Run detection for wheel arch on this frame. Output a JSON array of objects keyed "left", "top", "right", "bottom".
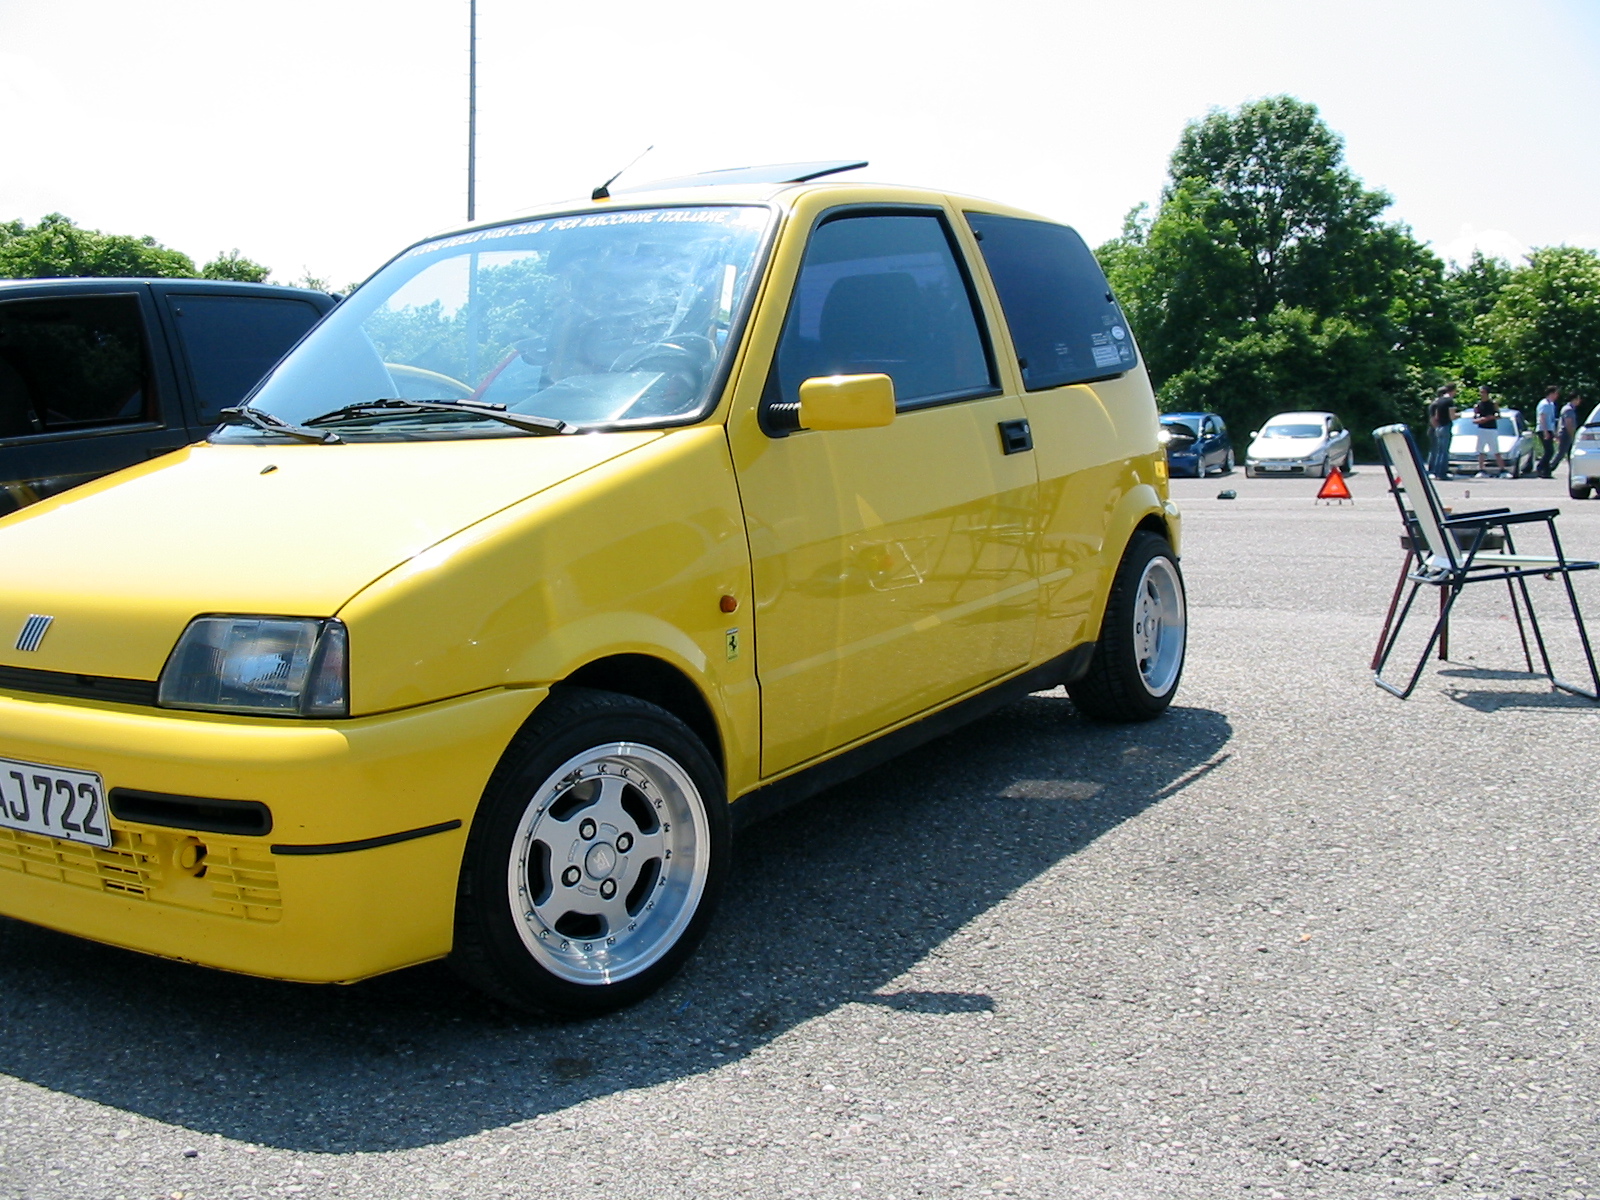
[{"left": 554, "top": 653, "right": 726, "bottom": 780}]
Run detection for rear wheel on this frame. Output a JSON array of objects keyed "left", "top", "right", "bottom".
[
  {"left": 1069, "top": 532, "right": 1187, "bottom": 722},
  {"left": 452, "top": 688, "right": 727, "bottom": 1017},
  {"left": 1223, "top": 450, "right": 1235, "bottom": 475}
]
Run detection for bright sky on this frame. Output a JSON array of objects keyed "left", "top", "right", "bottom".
[{"left": 3, "top": 0, "right": 1596, "bottom": 289}]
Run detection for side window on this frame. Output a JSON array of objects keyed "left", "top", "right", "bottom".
[
  {"left": 1201, "top": 419, "right": 1216, "bottom": 437},
  {"left": 0, "top": 295, "right": 152, "bottom": 438},
  {"left": 169, "top": 295, "right": 324, "bottom": 424},
  {"left": 964, "top": 212, "right": 1136, "bottom": 390},
  {"left": 767, "top": 212, "right": 994, "bottom": 417}
]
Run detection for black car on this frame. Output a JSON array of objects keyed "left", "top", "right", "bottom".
[
  {"left": 0, "top": 278, "right": 336, "bottom": 514},
  {"left": 1160, "top": 410, "right": 1234, "bottom": 477}
]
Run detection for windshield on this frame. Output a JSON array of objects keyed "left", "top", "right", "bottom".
[
  {"left": 1260, "top": 423, "right": 1324, "bottom": 439},
  {"left": 228, "top": 206, "right": 770, "bottom": 439},
  {"left": 1452, "top": 416, "right": 1515, "bottom": 436}
]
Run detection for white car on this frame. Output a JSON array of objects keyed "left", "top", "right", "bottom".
[
  {"left": 1568, "top": 403, "right": 1600, "bottom": 499},
  {"left": 1446, "top": 410, "right": 1535, "bottom": 477},
  {"left": 1244, "top": 411, "right": 1353, "bottom": 478}
]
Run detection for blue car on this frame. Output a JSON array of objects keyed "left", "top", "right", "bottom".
[{"left": 1160, "top": 411, "right": 1234, "bottom": 477}]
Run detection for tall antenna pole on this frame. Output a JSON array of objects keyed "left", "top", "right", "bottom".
[{"left": 466, "top": 0, "right": 477, "bottom": 222}]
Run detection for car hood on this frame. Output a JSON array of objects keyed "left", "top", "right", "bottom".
[
  {"left": 0, "top": 433, "right": 659, "bottom": 682},
  {"left": 1250, "top": 436, "right": 1327, "bottom": 454}
]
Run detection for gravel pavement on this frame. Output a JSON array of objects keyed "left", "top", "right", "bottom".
[{"left": 2, "top": 465, "right": 1597, "bottom": 1200}]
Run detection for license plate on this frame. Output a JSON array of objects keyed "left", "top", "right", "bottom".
[
  {"left": 1262, "top": 464, "right": 1290, "bottom": 472},
  {"left": 0, "top": 757, "right": 111, "bottom": 848}
]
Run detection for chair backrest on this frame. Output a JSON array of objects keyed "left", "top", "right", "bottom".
[{"left": 1373, "top": 423, "right": 1457, "bottom": 572}]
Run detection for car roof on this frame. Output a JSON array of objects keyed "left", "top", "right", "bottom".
[
  {"left": 1161, "top": 411, "right": 1216, "bottom": 421},
  {"left": 1262, "top": 412, "right": 1334, "bottom": 422},
  {"left": 0, "top": 277, "right": 333, "bottom": 302},
  {"left": 402, "top": 176, "right": 1065, "bottom": 255}
]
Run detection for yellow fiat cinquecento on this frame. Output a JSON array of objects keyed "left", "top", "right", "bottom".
[{"left": 0, "top": 163, "right": 1184, "bottom": 1015}]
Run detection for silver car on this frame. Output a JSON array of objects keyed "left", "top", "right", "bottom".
[
  {"left": 1244, "top": 411, "right": 1354, "bottom": 478},
  {"left": 1568, "top": 403, "right": 1600, "bottom": 499}
]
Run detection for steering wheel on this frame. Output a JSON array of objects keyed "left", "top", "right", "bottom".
[
  {"left": 608, "top": 336, "right": 717, "bottom": 417},
  {"left": 383, "top": 362, "right": 475, "bottom": 400}
]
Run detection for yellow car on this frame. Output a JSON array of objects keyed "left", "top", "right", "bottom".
[{"left": 0, "top": 163, "right": 1184, "bottom": 1015}]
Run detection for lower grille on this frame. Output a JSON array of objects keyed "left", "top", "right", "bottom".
[{"left": 0, "top": 826, "right": 281, "bottom": 922}]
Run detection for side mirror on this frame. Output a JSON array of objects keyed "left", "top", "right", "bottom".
[
  {"left": 1249, "top": 430, "right": 1259, "bottom": 439},
  {"left": 799, "top": 374, "right": 895, "bottom": 431}
]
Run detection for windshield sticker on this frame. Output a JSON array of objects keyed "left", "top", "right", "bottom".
[{"left": 398, "top": 207, "right": 762, "bottom": 262}]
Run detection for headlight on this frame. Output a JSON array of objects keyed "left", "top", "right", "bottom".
[
  {"left": 1157, "top": 428, "right": 1173, "bottom": 445},
  {"left": 159, "top": 617, "right": 349, "bottom": 717}
]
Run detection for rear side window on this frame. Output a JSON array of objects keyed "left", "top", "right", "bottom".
[
  {"left": 169, "top": 295, "right": 323, "bottom": 424},
  {"left": 965, "top": 213, "right": 1136, "bottom": 390},
  {"left": 768, "top": 212, "right": 994, "bottom": 413},
  {"left": 0, "top": 294, "right": 151, "bottom": 437}
]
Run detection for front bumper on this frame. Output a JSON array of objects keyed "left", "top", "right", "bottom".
[
  {"left": 1248, "top": 459, "right": 1320, "bottom": 474},
  {"left": 0, "top": 686, "right": 544, "bottom": 982}
]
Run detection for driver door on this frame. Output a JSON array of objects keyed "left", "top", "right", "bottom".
[{"left": 729, "top": 206, "right": 1038, "bottom": 777}]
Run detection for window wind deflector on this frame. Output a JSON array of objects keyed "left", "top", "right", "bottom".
[
  {"left": 303, "top": 398, "right": 572, "bottom": 436},
  {"left": 217, "top": 406, "right": 341, "bottom": 444}
]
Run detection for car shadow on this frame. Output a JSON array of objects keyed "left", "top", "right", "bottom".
[{"left": 0, "top": 694, "right": 1231, "bottom": 1153}]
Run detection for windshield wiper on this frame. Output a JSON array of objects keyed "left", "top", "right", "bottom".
[
  {"left": 303, "top": 398, "right": 571, "bottom": 436},
  {"left": 218, "top": 406, "right": 342, "bottom": 444}
]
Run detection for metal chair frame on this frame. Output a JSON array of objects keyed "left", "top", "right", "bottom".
[{"left": 1371, "top": 423, "right": 1600, "bottom": 700}]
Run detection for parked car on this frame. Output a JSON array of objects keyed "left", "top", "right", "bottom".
[
  {"left": 1160, "top": 411, "right": 1233, "bottom": 477},
  {"left": 0, "top": 165, "right": 1185, "bottom": 1016},
  {"left": 1244, "top": 411, "right": 1353, "bottom": 477},
  {"left": 1568, "top": 403, "right": 1600, "bottom": 499},
  {"left": 1446, "top": 409, "right": 1536, "bottom": 477},
  {"left": 0, "top": 278, "right": 336, "bottom": 514}
]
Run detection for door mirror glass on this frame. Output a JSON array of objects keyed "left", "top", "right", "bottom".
[{"left": 799, "top": 373, "right": 895, "bottom": 430}]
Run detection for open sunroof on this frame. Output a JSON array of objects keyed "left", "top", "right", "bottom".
[{"left": 618, "top": 160, "right": 868, "bottom": 193}]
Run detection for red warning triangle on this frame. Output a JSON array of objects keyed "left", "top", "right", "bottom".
[{"left": 1316, "top": 467, "right": 1352, "bottom": 502}]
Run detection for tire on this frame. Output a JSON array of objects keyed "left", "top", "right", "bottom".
[
  {"left": 1223, "top": 450, "right": 1235, "bottom": 475},
  {"left": 1571, "top": 483, "right": 1593, "bottom": 500},
  {"left": 452, "top": 687, "right": 728, "bottom": 1017},
  {"left": 1068, "top": 532, "right": 1187, "bottom": 722},
  {"left": 1244, "top": 465, "right": 1257, "bottom": 479}
]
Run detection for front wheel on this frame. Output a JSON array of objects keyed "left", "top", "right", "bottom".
[
  {"left": 1571, "top": 482, "right": 1593, "bottom": 500},
  {"left": 1069, "top": 531, "right": 1187, "bottom": 722},
  {"left": 452, "top": 687, "right": 728, "bottom": 1017}
]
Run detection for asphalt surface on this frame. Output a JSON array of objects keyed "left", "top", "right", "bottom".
[{"left": 2, "top": 464, "right": 1598, "bottom": 1199}]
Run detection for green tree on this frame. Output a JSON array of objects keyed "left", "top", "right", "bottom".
[
  {"left": 1098, "top": 96, "right": 1455, "bottom": 445},
  {"left": 0, "top": 213, "right": 196, "bottom": 278},
  {"left": 1439, "top": 251, "right": 1514, "bottom": 386},
  {"left": 200, "top": 248, "right": 271, "bottom": 282},
  {"left": 1477, "top": 246, "right": 1600, "bottom": 403}
]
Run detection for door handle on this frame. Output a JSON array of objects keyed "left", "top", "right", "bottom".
[{"left": 998, "top": 419, "right": 1032, "bottom": 455}]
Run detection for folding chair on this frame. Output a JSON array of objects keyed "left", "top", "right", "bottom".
[{"left": 1371, "top": 423, "right": 1600, "bottom": 700}]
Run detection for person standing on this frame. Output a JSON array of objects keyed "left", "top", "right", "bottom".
[
  {"left": 1553, "top": 392, "right": 1583, "bottom": 472},
  {"left": 1535, "top": 385, "right": 1560, "bottom": 477},
  {"left": 1427, "top": 384, "right": 1458, "bottom": 479},
  {"left": 1472, "top": 385, "right": 1508, "bottom": 477}
]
